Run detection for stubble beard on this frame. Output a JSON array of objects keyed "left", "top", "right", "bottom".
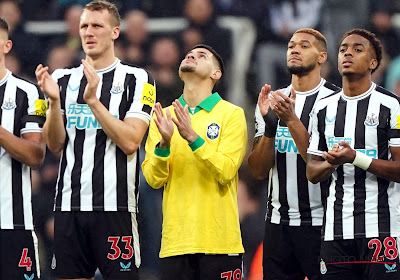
[
  {"left": 287, "top": 63, "right": 316, "bottom": 76},
  {"left": 180, "top": 64, "right": 196, "bottom": 73}
]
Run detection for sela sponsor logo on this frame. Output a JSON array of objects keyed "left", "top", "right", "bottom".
[
  {"left": 364, "top": 113, "right": 379, "bottom": 127},
  {"left": 67, "top": 103, "right": 118, "bottom": 129},
  {"left": 207, "top": 122, "right": 220, "bottom": 140},
  {"left": 110, "top": 82, "right": 124, "bottom": 94},
  {"left": 120, "top": 261, "right": 132, "bottom": 272},
  {"left": 275, "top": 127, "right": 298, "bottom": 153},
  {"left": 24, "top": 273, "right": 35, "bottom": 280},
  {"left": 67, "top": 84, "right": 79, "bottom": 92},
  {"left": 1, "top": 98, "right": 16, "bottom": 110},
  {"left": 385, "top": 263, "right": 397, "bottom": 273},
  {"left": 325, "top": 115, "right": 336, "bottom": 125}
]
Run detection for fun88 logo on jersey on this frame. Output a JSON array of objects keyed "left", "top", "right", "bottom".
[
  {"left": 327, "top": 137, "right": 377, "bottom": 158},
  {"left": 67, "top": 104, "right": 118, "bottom": 129},
  {"left": 275, "top": 127, "right": 298, "bottom": 153}
]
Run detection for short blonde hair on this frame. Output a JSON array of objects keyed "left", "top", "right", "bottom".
[{"left": 84, "top": 0, "right": 121, "bottom": 26}]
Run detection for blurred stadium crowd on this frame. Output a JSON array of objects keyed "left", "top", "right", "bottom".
[{"left": 2, "top": 0, "right": 400, "bottom": 279}]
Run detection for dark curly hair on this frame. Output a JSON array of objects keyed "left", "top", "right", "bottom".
[{"left": 340, "top": 28, "right": 383, "bottom": 74}]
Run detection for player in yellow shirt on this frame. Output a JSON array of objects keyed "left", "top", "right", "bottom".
[{"left": 142, "top": 44, "right": 247, "bottom": 280}]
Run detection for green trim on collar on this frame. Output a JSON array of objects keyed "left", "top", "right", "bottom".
[
  {"left": 189, "top": 136, "right": 205, "bottom": 151},
  {"left": 178, "top": 93, "right": 222, "bottom": 115},
  {"left": 155, "top": 146, "right": 170, "bottom": 157}
]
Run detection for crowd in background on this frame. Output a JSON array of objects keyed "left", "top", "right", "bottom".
[{"left": 2, "top": 0, "right": 400, "bottom": 279}]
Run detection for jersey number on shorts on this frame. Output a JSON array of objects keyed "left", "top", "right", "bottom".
[
  {"left": 368, "top": 237, "right": 399, "bottom": 262},
  {"left": 18, "top": 248, "right": 32, "bottom": 271},
  {"left": 107, "top": 236, "right": 134, "bottom": 260},
  {"left": 221, "top": 269, "right": 242, "bottom": 280}
]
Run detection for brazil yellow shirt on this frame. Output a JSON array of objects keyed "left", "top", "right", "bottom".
[{"left": 142, "top": 93, "right": 247, "bottom": 258}]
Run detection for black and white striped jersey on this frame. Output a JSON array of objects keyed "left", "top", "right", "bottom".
[
  {"left": 308, "top": 82, "right": 400, "bottom": 240},
  {"left": 254, "top": 78, "right": 339, "bottom": 226},
  {"left": 51, "top": 59, "right": 155, "bottom": 212},
  {"left": 0, "top": 70, "right": 46, "bottom": 230}
]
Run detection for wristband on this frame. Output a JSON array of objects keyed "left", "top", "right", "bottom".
[
  {"left": 263, "top": 107, "right": 279, "bottom": 138},
  {"left": 352, "top": 151, "right": 372, "bottom": 170}
]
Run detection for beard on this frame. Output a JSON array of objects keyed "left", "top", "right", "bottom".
[
  {"left": 287, "top": 63, "right": 316, "bottom": 76},
  {"left": 180, "top": 64, "right": 196, "bottom": 73}
]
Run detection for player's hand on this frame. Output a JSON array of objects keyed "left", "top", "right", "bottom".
[
  {"left": 35, "top": 64, "right": 60, "bottom": 102},
  {"left": 82, "top": 59, "right": 100, "bottom": 105},
  {"left": 172, "top": 100, "right": 198, "bottom": 143},
  {"left": 322, "top": 141, "right": 356, "bottom": 166},
  {"left": 153, "top": 103, "right": 174, "bottom": 148},
  {"left": 257, "top": 84, "right": 272, "bottom": 116},
  {"left": 270, "top": 87, "right": 296, "bottom": 123}
]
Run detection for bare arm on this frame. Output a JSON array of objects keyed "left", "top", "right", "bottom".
[
  {"left": 306, "top": 153, "right": 337, "bottom": 184},
  {"left": 36, "top": 64, "right": 66, "bottom": 154},
  {"left": 82, "top": 59, "right": 150, "bottom": 155},
  {"left": 248, "top": 136, "right": 275, "bottom": 179},
  {"left": 0, "top": 129, "right": 45, "bottom": 169},
  {"left": 322, "top": 141, "right": 400, "bottom": 183}
]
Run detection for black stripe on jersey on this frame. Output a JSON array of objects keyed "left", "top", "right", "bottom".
[
  {"left": 333, "top": 100, "right": 346, "bottom": 239},
  {"left": 297, "top": 154, "right": 311, "bottom": 223},
  {"left": 55, "top": 141, "right": 68, "bottom": 209},
  {"left": 353, "top": 97, "right": 369, "bottom": 238},
  {"left": 57, "top": 75, "right": 70, "bottom": 112},
  {"left": 134, "top": 150, "right": 140, "bottom": 211},
  {"left": 11, "top": 87, "right": 30, "bottom": 229},
  {"left": 317, "top": 107, "right": 328, "bottom": 152},
  {"left": 276, "top": 151, "right": 290, "bottom": 222},
  {"left": 116, "top": 148, "right": 128, "bottom": 209},
  {"left": 0, "top": 83, "right": 4, "bottom": 120},
  {"left": 377, "top": 104, "right": 391, "bottom": 235},
  {"left": 300, "top": 93, "right": 318, "bottom": 130},
  {"left": 70, "top": 78, "right": 88, "bottom": 208},
  {"left": 377, "top": 105, "right": 390, "bottom": 160},
  {"left": 376, "top": 86, "right": 400, "bottom": 103},
  {"left": 333, "top": 165, "right": 344, "bottom": 239},
  {"left": 266, "top": 182, "right": 273, "bottom": 221},
  {"left": 126, "top": 74, "right": 136, "bottom": 113},
  {"left": 71, "top": 129, "right": 84, "bottom": 208},
  {"left": 323, "top": 82, "right": 340, "bottom": 92},
  {"left": 92, "top": 70, "right": 114, "bottom": 209}
]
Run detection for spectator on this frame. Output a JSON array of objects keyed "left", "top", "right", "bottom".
[
  {"left": 255, "top": 0, "right": 324, "bottom": 91},
  {"left": 120, "top": 10, "right": 151, "bottom": 67},
  {"left": 0, "top": 1, "right": 44, "bottom": 79},
  {"left": 147, "top": 37, "right": 183, "bottom": 107}
]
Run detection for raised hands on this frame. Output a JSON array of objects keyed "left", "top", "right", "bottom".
[
  {"left": 154, "top": 103, "right": 174, "bottom": 148},
  {"left": 257, "top": 84, "right": 272, "bottom": 116},
  {"left": 82, "top": 59, "right": 100, "bottom": 105},
  {"left": 270, "top": 87, "right": 296, "bottom": 123},
  {"left": 171, "top": 100, "right": 198, "bottom": 143},
  {"left": 35, "top": 64, "right": 60, "bottom": 101}
]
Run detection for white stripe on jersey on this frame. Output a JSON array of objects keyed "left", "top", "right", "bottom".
[
  {"left": 308, "top": 82, "right": 400, "bottom": 240},
  {"left": 254, "top": 78, "right": 338, "bottom": 226}
]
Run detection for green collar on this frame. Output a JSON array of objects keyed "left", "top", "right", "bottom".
[{"left": 178, "top": 93, "right": 222, "bottom": 114}]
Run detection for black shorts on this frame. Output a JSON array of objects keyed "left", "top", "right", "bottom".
[
  {"left": 0, "top": 229, "right": 40, "bottom": 280},
  {"left": 263, "top": 222, "right": 322, "bottom": 280},
  {"left": 160, "top": 253, "right": 243, "bottom": 280},
  {"left": 320, "top": 237, "right": 400, "bottom": 280},
  {"left": 53, "top": 211, "right": 140, "bottom": 280}
]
